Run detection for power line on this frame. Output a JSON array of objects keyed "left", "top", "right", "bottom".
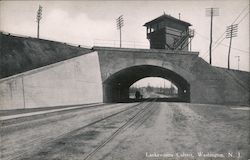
[
  {"left": 225, "top": 11, "right": 248, "bottom": 70},
  {"left": 199, "top": 31, "right": 226, "bottom": 58},
  {"left": 196, "top": 31, "right": 249, "bottom": 54},
  {"left": 221, "top": 44, "right": 249, "bottom": 54},
  {"left": 203, "top": 32, "right": 249, "bottom": 60},
  {"left": 200, "top": 4, "right": 249, "bottom": 60},
  {"left": 206, "top": 5, "right": 248, "bottom": 49},
  {"left": 231, "top": 4, "right": 249, "bottom": 24},
  {"left": 195, "top": 31, "right": 209, "bottom": 40},
  {"left": 203, "top": 37, "right": 226, "bottom": 59},
  {"left": 237, "top": 11, "right": 249, "bottom": 25}
]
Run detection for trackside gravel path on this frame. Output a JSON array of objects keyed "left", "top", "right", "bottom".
[{"left": 1, "top": 102, "right": 249, "bottom": 160}]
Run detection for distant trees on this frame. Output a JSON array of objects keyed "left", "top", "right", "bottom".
[
  {"left": 146, "top": 84, "right": 153, "bottom": 92},
  {"left": 129, "top": 83, "right": 178, "bottom": 98}
]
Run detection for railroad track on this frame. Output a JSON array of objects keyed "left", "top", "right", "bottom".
[
  {"left": 6, "top": 100, "right": 153, "bottom": 160},
  {"left": 83, "top": 99, "right": 158, "bottom": 160}
]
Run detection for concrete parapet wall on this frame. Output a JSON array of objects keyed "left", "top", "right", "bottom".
[{"left": 0, "top": 52, "right": 103, "bottom": 110}]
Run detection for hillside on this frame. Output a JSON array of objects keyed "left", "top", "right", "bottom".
[{"left": 0, "top": 32, "right": 92, "bottom": 78}]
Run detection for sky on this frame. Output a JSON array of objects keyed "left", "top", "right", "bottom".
[
  {"left": 0, "top": 0, "right": 249, "bottom": 87},
  {"left": 131, "top": 77, "right": 174, "bottom": 88}
]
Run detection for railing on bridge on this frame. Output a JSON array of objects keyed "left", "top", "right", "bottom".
[
  {"left": 93, "top": 39, "right": 150, "bottom": 49},
  {"left": 1, "top": 30, "right": 198, "bottom": 55}
]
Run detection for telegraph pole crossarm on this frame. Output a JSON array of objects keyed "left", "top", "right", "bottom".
[
  {"left": 116, "top": 15, "right": 124, "bottom": 48},
  {"left": 36, "top": 5, "right": 43, "bottom": 39},
  {"left": 226, "top": 24, "right": 238, "bottom": 69}
]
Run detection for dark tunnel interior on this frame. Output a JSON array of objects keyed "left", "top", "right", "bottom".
[{"left": 103, "top": 65, "right": 190, "bottom": 103}]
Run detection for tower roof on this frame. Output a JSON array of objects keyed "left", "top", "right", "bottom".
[{"left": 143, "top": 14, "right": 192, "bottom": 27}]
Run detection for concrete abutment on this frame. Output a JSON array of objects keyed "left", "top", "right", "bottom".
[
  {"left": 95, "top": 47, "right": 249, "bottom": 105},
  {"left": 0, "top": 33, "right": 249, "bottom": 110}
]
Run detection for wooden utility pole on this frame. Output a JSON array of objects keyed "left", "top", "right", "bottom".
[
  {"left": 116, "top": 15, "right": 124, "bottom": 48},
  {"left": 206, "top": 8, "right": 219, "bottom": 65},
  {"left": 36, "top": 5, "right": 43, "bottom": 39},
  {"left": 226, "top": 24, "right": 238, "bottom": 69}
]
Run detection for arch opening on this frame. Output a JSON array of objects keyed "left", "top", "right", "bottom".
[
  {"left": 103, "top": 65, "right": 190, "bottom": 103},
  {"left": 129, "top": 77, "right": 179, "bottom": 101}
]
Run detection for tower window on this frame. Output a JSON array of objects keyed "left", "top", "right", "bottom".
[{"left": 151, "top": 24, "right": 158, "bottom": 32}]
